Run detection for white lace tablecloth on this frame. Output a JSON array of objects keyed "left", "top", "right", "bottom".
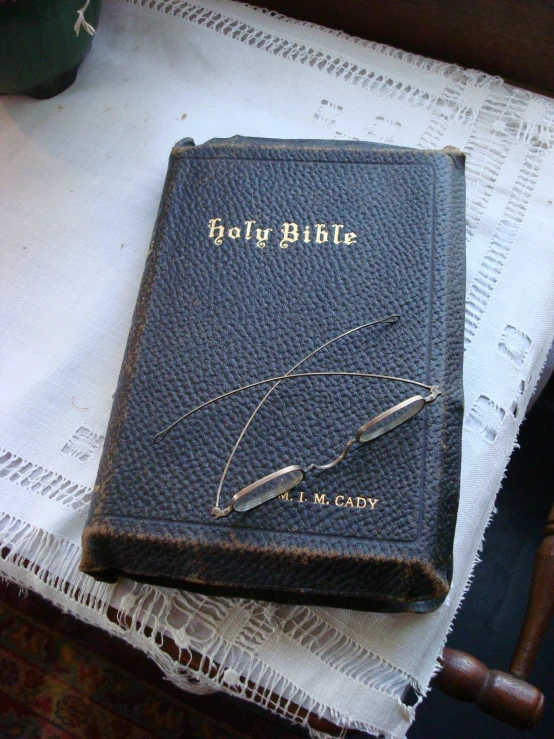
[{"left": 1, "top": 2, "right": 554, "bottom": 736}]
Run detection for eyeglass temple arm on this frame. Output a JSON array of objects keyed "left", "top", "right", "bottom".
[{"left": 153, "top": 371, "right": 438, "bottom": 443}]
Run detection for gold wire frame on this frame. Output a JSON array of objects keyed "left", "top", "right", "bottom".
[{"left": 154, "top": 316, "right": 441, "bottom": 518}]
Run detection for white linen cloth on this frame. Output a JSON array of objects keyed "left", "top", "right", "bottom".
[{"left": 1, "top": 1, "right": 554, "bottom": 736}]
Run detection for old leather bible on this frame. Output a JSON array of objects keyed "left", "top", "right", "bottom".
[{"left": 81, "top": 136, "right": 465, "bottom": 612}]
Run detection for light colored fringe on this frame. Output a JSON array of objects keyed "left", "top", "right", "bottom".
[
  {"left": 75, "top": 0, "right": 97, "bottom": 36},
  {"left": 0, "top": 508, "right": 412, "bottom": 738},
  {"left": 0, "top": 513, "right": 109, "bottom": 610},
  {"left": 115, "top": 584, "right": 414, "bottom": 738},
  {"left": 0, "top": 448, "right": 92, "bottom": 511}
]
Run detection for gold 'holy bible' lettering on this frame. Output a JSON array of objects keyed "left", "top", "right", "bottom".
[{"left": 208, "top": 218, "right": 358, "bottom": 249}]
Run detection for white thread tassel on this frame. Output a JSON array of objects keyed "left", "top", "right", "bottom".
[{"left": 75, "top": 0, "right": 96, "bottom": 37}]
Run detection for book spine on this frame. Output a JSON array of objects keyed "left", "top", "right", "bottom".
[{"left": 81, "top": 141, "right": 196, "bottom": 558}]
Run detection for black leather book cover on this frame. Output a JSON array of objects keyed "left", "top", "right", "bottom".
[{"left": 81, "top": 136, "right": 465, "bottom": 613}]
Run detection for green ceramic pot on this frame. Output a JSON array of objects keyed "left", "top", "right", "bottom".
[{"left": 0, "top": 0, "right": 101, "bottom": 98}]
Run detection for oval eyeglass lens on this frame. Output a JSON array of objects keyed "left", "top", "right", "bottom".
[
  {"left": 357, "top": 396, "right": 426, "bottom": 444},
  {"left": 233, "top": 468, "right": 305, "bottom": 512}
]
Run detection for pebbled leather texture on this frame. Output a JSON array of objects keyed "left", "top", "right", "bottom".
[{"left": 81, "top": 136, "right": 465, "bottom": 612}]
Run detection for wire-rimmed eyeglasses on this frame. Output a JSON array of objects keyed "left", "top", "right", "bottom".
[{"left": 154, "top": 316, "right": 440, "bottom": 518}]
